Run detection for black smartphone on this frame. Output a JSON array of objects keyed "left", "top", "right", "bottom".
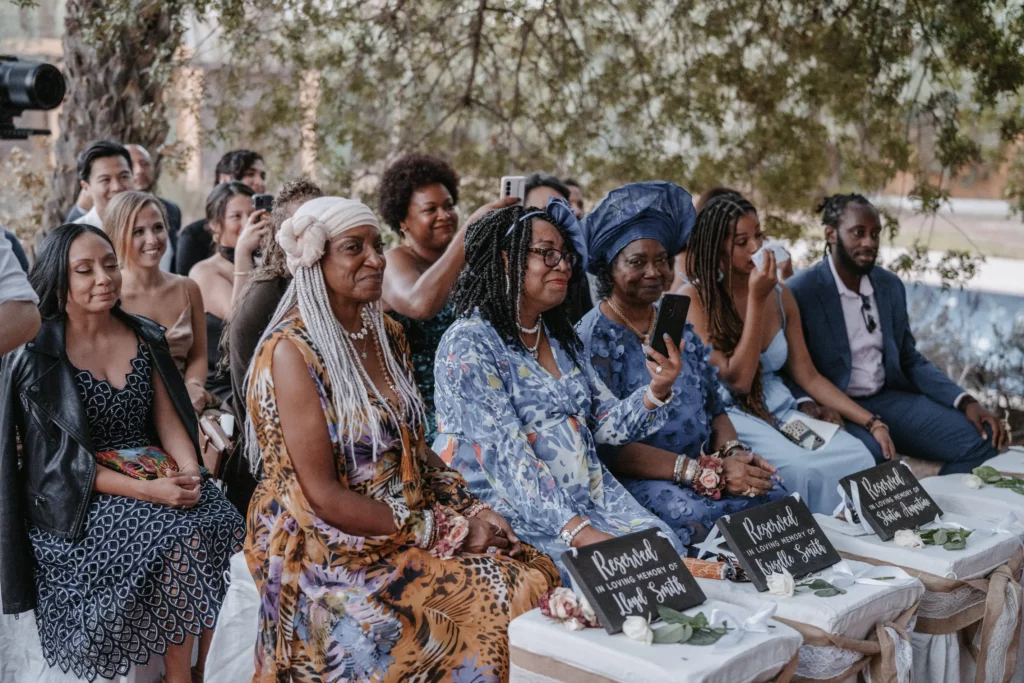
[
  {"left": 649, "top": 294, "right": 691, "bottom": 358},
  {"left": 253, "top": 194, "right": 274, "bottom": 213}
]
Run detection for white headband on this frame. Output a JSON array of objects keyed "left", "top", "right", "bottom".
[{"left": 277, "top": 196, "right": 380, "bottom": 273}]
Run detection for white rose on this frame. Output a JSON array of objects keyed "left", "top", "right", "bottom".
[
  {"left": 893, "top": 529, "right": 925, "bottom": 548},
  {"left": 698, "top": 468, "right": 721, "bottom": 489},
  {"left": 564, "top": 618, "right": 585, "bottom": 631},
  {"left": 963, "top": 474, "right": 983, "bottom": 490},
  {"left": 765, "top": 569, "right": 795, "bottom": 597},
  {"left": 622, "top": 615, "right": 654, "bottom": 646},
  {"left": 579, "top": 595, "right": 597, "bottom": 625},
  {"left": 546, "top": 587, "right": 578, "bottom": 620}
]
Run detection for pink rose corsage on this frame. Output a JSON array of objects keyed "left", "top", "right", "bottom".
[
  {"left": 538, "top": 587, "right": 600, "bottom": 630},
  {"left": 429, "top": 504, "right": 470, "bottom": 559},
  {"left": 693, "top": 454, "right": 725, "bottom": 499}
]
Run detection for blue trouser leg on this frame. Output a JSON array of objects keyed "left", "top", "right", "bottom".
[{"left": 848, "top": 390, "right": 999, "bottom": 475}]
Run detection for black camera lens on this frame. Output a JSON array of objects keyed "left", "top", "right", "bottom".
[{"left": 0, "top": 59, "right": 65, "bottom": 110}]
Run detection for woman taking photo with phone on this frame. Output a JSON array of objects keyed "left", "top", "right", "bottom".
[
  {"left": 577, "top": 182, "right": 786, "bottom": 548},
  {"left": 0, "top": 224, "right": 244, "bottom": 683},
  {"left": 432, "top": 198, "right": 688, "bottom": 581},
  {"left": 379, "top": 154, "right": 516, "bottom": 441},
  {"left": 188, "top": 181, "right": 269, "bottom": 401},
  {"left": 681, "top": 192, "right": 893, "bottom": 513},
  {"left": 105, "top": 191, "right": 211, "bottom": 415},
  {"left": 243, "top": 197, "right": 558, "bottom": 681}
]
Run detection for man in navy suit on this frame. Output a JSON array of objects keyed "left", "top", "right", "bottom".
[{"left": 788, "top": 193, "right": 1007, "bottom": 474}]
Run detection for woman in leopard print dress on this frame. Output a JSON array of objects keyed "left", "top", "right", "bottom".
[{"left": 243, "top": 197, "right": 558, "bottom": 682}]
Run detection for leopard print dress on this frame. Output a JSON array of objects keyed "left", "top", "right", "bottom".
[{"left": 244, "top": 314, "right": 559, "bottom": 683}]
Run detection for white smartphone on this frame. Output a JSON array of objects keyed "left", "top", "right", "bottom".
[{"left": 500, "top": 176, "right": 526, "bottom": 204}]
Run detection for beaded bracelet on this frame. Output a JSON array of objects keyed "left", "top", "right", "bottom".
[
  {"left": 417, "top": 509, "right": 437, "bottom": 550},
  {"left": 463, "top": 501, "right": 492, "bottom": 518},
  {"left": 559, "top": 518, "right": 591, "bottom": 546}
]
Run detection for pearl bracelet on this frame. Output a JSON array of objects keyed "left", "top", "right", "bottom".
[{"left": 560, "top": 518, "right": 591, "bottom": 546}]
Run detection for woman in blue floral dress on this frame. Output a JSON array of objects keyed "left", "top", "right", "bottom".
[
  {"left": 433, "top": 197, "right": 689, "bottom": 582},
  {"left": 577, "top": 182, "right": 786, "bottom": 549}
]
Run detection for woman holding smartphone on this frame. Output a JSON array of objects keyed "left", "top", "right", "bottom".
[
  {"left": 577, "top": 182, "right": 786, "bottom": 548},
  {"left": 680, "top": 192, "right": 892, "bottom": 514}
]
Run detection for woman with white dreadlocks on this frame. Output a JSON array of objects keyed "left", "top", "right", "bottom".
[{"left": 242, "top": 197, "right": 559, "bottom": 682}]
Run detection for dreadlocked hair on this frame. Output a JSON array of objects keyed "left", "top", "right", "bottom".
[
  {"left": 685, "top": 193, "right": 776, "bottom": 425},
  {"left": 217, "top": 177, "right": 324, "bottom": 377},
  {"left": 243, "top": 265, "right": 425, "bottom": 475},
  {"left": 816, "top": 193, "right": 871, "bottom": 229},
  {"left": 452, "top": 203, "right": 583, "bottom": 364}
]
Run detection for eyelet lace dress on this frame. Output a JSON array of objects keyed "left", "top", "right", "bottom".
[{"left": 26, "top": 340, "right": 246, "bottom": 681}]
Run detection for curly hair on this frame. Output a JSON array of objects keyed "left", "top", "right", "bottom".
[
  {"left": 377, "top": 153, "right": 460, "bottom": 232},
  {"left": 685, "top": 192, "right": 776, "bottom": 425},
  {"left": 816, "top": 193, "right": 871, "bottom": 229},
  {"left": 452, "top": 204, "right": 583, "bottom": 364}
]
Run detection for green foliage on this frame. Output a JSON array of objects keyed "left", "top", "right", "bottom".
[
  {"left": 196, "top": 0, "right": 1024, "bottom": 227},
  {"left": 918, "top": 527, "right": 972, "bottom": 551},
  {"left": 655, "top": 607, "right": 728, "bottom": 646},
  {"left": 796, "top": 578, "right": 847, "bottom": 598},
  {"left": 971, "top": 466, "right": 1024, "bottom": 496}
]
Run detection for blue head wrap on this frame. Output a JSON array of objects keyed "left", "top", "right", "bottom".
[
  {"left": 506, "top": 196, "right": 588, "bottom": 272},
  {"left": 580, "top": 181, "right": 696, "bottom": 274}
]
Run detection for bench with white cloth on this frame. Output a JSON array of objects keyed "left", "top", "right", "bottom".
[
  {"left": 697, "top": 558, "right": 922, "bottom": 683},
  {"left": 815, "top": 511, "right": 1023, "bottom": 683},
  {"left": 508, "top": 599, "right": 803, "bottom": 683}
]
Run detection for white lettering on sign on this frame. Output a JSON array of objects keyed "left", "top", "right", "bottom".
[
  {"left": 742, "top": 505, "right": 800, "bottom": 543},
  {"left": 753, "top": 548, "right": 796, "bottom": 576},
  {"left": 861, "top": 468, "right": 907, "bottom": 500},
  {"left": 612, "top": 585, "right": 649, "bottom": 616},
  {"left": 591, "top": 538, "right": 660, "bottom": 581},
  {"left": 649, "top": 575, "right": 687, "bottom": 603}
]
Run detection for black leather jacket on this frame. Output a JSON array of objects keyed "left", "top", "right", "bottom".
[{"left": 0, "top": 308, "right": 201, "bottom": 614}]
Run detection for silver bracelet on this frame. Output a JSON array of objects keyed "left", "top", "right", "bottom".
[
  {"left": 683, "top": 458, "right": 699, "bottom": 487},
  {"left": 560, "top": 518, "right": 592, "bottom": 546},
  {"left": 418, "top": 509, "right": 435, "bottom": 549},
  {"left": 672, "top": 455, "right": 687, "bottom": 485}
]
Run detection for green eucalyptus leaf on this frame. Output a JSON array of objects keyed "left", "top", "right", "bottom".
[
  {"left": 815, "top": 587, "right": 841, "bottom": 597},
  {"left": 973, "top": 466, "right": 1002, "bottom": 484},
  {"left": 653, "top": 623, "right": 688, "bottom": 644},
  {"left": 689, "top": 612, "right": 708, "bottom": 629},
  {"left": 686, "top": 629, "right": 724, "bottom": 646},
  {"left": 658, "top": 606, "right": 688, "bottom": 625}
]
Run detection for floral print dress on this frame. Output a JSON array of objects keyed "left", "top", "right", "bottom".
[
  {"left": 432, "top": 312, "right": 684, "bottom": 583},
  {"left": 245, "top": 314, "right": 559, "bottom": 683},
  {"left": 577, "top": 308, "right": 786, "bottom": 548}
]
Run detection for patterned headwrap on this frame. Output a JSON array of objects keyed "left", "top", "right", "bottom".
[{"left": 581, "top": 181, "right": 696, "bottom": 274}]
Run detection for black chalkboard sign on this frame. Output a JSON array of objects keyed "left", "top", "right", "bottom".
[
  {"left": 715, "top": 495, "right": 840, "bottom": 592},
  {"left": 562, "top": 527, "right": 705, "bottom": 634},
  {"left": 839, "top": 461, "right": 942, "bottom": 541}
]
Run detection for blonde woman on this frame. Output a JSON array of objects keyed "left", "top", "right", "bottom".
[{"left": 106, "top": 191, "right": 210, "bottom": 414}]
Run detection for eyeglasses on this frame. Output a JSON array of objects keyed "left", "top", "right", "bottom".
[
  {"left": 527, "top": 247, "right": 579, "bottom": 270},
  {"left": 860, "top": 295, "right": 878, "bottom": 333}
]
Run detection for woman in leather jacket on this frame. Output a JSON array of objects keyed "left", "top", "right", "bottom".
[{"left": 0, "top": 223, "right": 245, "bottom": 683}]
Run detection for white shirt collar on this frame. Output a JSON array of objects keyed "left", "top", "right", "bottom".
[
  {"left": 828, "top": 252, "right": 873, "bottom": 299},
  {"left": 74, "top": 207, "right": 103, "bottom": 229}
]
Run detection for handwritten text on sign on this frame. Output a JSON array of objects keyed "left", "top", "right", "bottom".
[
  {"left": 562, "top": 528, "right": 705, "bottom": 634},
  {"left": 840, "top": 461, "right": 942, "bottom": 541},
  {"left": 715, "top": 496, "right": 840, "bottom": 592}
]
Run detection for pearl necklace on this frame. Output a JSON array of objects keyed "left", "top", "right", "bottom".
[
  {"left": 520, "top": 326, "right": 543, "bottom": 359},
  {"left": 345, "top": 309, "right": 372, "bottom": 358},
  {"left": 605, "top": 298, "right": 655, "bottom": 344}
]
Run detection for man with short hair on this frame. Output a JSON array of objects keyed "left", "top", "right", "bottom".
[
  {"left": 0, "top": 234, "right": 40, "bottom": 354},
  {"left": 789, "top": 193, "right": 1007, "bottom": 473},
  {"left": 563, "top": 177, "right": 585, "bottom": 216},
  {"left": 173, "top": 149, "right": 267, "bottom": 275},
  {"left": 127, "top": 144, "right": 183, "bottom": 271},
  {"left": 73, "top": 140, "right": 136, "bottom": 229},
  {"left": 523, "top": 171, "right": 593, "bottom": 323}
]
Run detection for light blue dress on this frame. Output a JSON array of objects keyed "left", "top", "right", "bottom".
[
  {"left": 432, "top": 312, "right": 684, "bottom": 582},
  {"left": 723, "top": 289, "right": 876, "bottom": 514},
  {"left": 577, "top": 307, "right": 788, "bottom": 548}
]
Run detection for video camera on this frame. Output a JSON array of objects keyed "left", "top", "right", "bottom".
[{"left": 1, "top": 56, "right": 66, "bottom": 140}]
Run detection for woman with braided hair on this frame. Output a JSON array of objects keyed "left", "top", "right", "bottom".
[
  {"left": 681, "top": 192, "right": 892, "bottom": 514},
  {"left": 433, "top": 197, "right": 687, "bottom": 582},
  {"left": 243, "top": 197, "right": 558, "bottom": 681}
]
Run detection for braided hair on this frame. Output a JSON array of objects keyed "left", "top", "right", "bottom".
[
  {"left": 816, "top": 193, "right": 871, "bottom": 249},
  {"left": 685, "top": 193, "right": 776, "bottom": 425},
  {"left": 452, "top": 204, "right": 583, "bottom": 364}
]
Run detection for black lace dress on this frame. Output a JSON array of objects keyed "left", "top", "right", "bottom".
[{"left": 27, "top": 340, "right": 246, "bottom": 681}]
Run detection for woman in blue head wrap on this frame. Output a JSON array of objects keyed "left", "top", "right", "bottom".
[{"left": 577, "top": 182, "right": 788, "bottom": 549}]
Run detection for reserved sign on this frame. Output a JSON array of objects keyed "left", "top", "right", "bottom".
[
  {"left": 562, "top": 528, "right": 705, "bottom": 634},
  {"left": 840, "top": 461, "right": 942, "bottom": 541},
  {"left": 715, "top": 496, "right": 840, "bottom": 592}
]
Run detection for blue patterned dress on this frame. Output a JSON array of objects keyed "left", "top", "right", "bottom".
[
  {"left": 432, "top": 312, "right": 684, "bottom": 583},
  {"left": 577, "top": 308, "right": 786, "bottom": 548}
]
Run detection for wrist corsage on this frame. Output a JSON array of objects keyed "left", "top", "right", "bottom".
[
  {"left": 429, "top": 504, "right": 470, "bottom": 559},
  {"left": 692, "top": 454, "right": 725, "bottom": 499}
]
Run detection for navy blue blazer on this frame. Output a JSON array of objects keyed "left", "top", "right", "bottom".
[{"left": 787, "top": 258, "right": 963, "bottom": 408}]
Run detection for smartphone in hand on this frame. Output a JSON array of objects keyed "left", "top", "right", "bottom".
[
  {"left": 500, "top": 176, "right": 526, "bottom": 204},
  {"left": 253, "top": 194, "right": 274, "bottom": 213},
  {"left": 649, "top": 294, "right": 691, "bottom": 358}
]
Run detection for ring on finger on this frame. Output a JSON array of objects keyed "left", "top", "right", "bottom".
[
  {"left": 486, "top": 546, "right": 499, "bottom": 555},
  {"left": 655, "top": 366, "right": 663, "bottom": 374}
]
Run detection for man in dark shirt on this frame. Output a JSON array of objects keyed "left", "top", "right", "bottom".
[
  {"left": 173, "top": 149, "right": 268, "bottom": 275},
  {"left": 3, "top": 229, "right": 29, "bottom": 272}
]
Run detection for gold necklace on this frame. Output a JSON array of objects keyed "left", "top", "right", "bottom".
[
  {"left": 370, "top": 328, "right": 399, "bottom": 406},
  {"left": 605, "top": 298, "right": 655, "bottom": 344}
]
